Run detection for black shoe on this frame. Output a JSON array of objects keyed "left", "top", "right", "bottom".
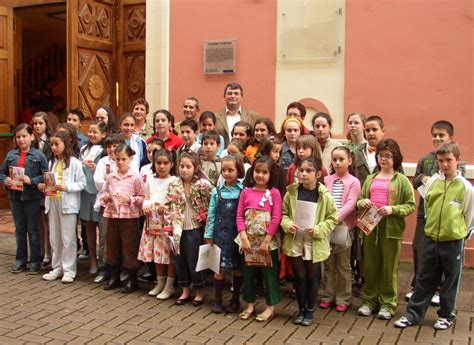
[
  {"left": 104, "top": 266, "right": 121, "bottom": 290},
  {"left": 11, "top": 263, "right": 26, "bottom": 273},
  {"left": 212, "top": 302, "right": 224, "bottom": 314},
  {"left": 121, "top": 269, "right": 138, "bottom": 293},
  {"left": 27, "top": 263, "right": 41, "bottom": 275},
  {"left": 138, "top": 272, "right": 155, "bottom": 283},
  {"left": 301, "top": 309, "right": 314, "bottom": 326},
  {"left": 293, "top": 309, "right": 305, "bottom": 325},
  {"left": 94, "top": 272, "right": 110, "bottom": 283}
]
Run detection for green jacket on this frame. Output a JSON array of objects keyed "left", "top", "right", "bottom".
[
  {"left": 357, "top": 172, "right": 416, "bottom": 239},
  {"left": 424, "top": 171, "right": 473, "bottom": 242},
  {"left": 281, "top": 183, "right": 338, "bottom": 263}
]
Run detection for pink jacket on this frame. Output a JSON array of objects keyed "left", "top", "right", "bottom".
[{"left": 324, "top": 172, "right": 361, "bottom": 228}]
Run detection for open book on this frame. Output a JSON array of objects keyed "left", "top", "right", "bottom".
[{"left": 356, "top": 205, "right": 383, "bottom": 235}]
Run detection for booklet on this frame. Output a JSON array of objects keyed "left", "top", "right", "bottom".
[
  {"left": 244, "top": 247, "right": 273, "bottom": 268},
  {"left": 43, "top": 172, "right": 57, "bottom": 196},
  {"left": 294, "top": 200, "right": 317, "bottom": 229},
  {"left": 196, "top": 244, "right": 221, "bottom": 274},
  {"left": 9, "top": 167, "right": 25, "bottom": 191},
  {"left": 145, "top": 208, "right": 161, "bottom": 234},
  {"left": 356, "top": 204, "right": 383, "bottom": 235}
]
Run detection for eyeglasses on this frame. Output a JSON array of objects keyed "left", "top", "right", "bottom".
[{"left": 378, "top": 154, "right": 393, "bottom": 160}]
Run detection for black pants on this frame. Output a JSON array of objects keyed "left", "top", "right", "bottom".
[
  {"left": 405, "top": 235, "right": 464, "bottom": 323},
  {"left": 291, "top": 257, "right": 321, "bottom": 311}
]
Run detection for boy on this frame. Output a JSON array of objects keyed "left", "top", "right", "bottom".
[
  {"left": 200, "top": 130, "right": 222, "bottom": 186},
  {"left": 406, "top": 120, "right": 466, "bottom": 304},
  {"left": 395, "top": 142, "right": 473, "bottom": 330},
  {"left": 197, "top": 111, "right": 225, "bottom": 157},
  {"left": 364, "top": 115, "right": 385, "bottom": 173},
  {"left": 178, "top": 119, "right": 201, "bottom": 157},
  {"left": 67, "top": 108, "right": 88, "bottom": 148}
]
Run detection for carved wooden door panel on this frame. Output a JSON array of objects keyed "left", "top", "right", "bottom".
[
  {"left": 0, "top": 6, "right": 14, "bottom": 133},
  {"left": 117, "top": 0, "right": 146, "bottom": 115},
  {"left": 67, "top": 0, "right": 116, "bottom": 120}
]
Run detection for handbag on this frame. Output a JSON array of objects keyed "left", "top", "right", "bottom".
[{"left": 330, "top": 224, "right": 351, "bottom": 246}]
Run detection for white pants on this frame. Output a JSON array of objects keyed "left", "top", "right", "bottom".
[{"left": 48, "top": 199, "right": 78, "bottom": 278}]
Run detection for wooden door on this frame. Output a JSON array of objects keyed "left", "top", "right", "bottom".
[
  {"left": 0, "top": 6, "right": 15, "bottom": 209},
  {"left": 117, "top": 0, "right": 146, "bottom": 115},
  {"left": 0, "top": 6, "right": 14, "bottom": 133},
  {"left": 67, "top": 0, "right": 117, "bottom": 120}
]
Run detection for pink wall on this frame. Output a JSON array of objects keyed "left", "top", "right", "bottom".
[
  {"left": 345, "top": 0, "right": 473, "bottom": 163},
  {"left": 169, "top": 0, "right": 277, "bottom": 122}
]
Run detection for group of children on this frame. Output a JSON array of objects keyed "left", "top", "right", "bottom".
[{"left": 0, "top": 103, "right": 471, "bottom": 330}]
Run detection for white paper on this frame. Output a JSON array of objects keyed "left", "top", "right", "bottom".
[
  {"left": 417, "top": 183, "right": 428, "bottom": 199},
  {"left": 84, "top": 145, "right": 103, "bottom": 162},
  {"left": 196, "top": 244, "right": 221, "bottom": 274},
  {"left": 294, "top": 200, "right": 318, "bottom": 229}
]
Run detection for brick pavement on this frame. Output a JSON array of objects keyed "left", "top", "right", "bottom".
[{"left": 0, "top": 231, "right": 472, "bottom": 344}]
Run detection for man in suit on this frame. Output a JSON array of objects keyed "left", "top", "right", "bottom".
[{"left": 214, "top": 82, "right": 260, "bottom": 147}]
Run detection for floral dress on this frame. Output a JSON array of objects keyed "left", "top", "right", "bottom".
[{"left": 138, "top": 175, "right": 177, "bottom": 264}]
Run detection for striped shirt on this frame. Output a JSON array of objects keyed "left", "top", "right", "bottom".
[
  {"left": 331, "top": 179, "right": 344, "bottom": 211},
  {"left": 183, "top": 195, "right": 202, "bottom": 230}
]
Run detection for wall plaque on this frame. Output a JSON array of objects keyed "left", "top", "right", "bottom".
[{"left": 204, "top": 39, "right": 236, "bottom": 74}]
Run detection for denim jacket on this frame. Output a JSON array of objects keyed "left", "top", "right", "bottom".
[{"left": 0, "top": 147, "right": 48, "bottom": 200}]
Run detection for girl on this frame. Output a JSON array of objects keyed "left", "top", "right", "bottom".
[
  {"left": 246, "top": 118, "right": 277, "bottom": 164},
  {"left": 281, "top": 157, "right": 338, "bottom": 326},
  {"left": 39, "top": 131, "right": 86, "bottom": 283},
  {"left": 197, "top": 111, "right": 225, "bottom": 156},
  {"left": 92, "top": 133, "right": 122, "bottom": 283},
  {"left": 312, "top": 112, "right": 341, "bottom": 171},
  {"left": 357, "top": 139, "right": 415, "bottom": 320},
  {"left": 280, "top": 117, "right": 305, "bottom": 173},
  {"left": 231, "top": 121, "right": 253, "bottom": 148},
  {"left": 101, "top": 144, "right": 145, "bottom": 293},
  {"left": 218, "top": 138, "right": 251, "bottom": 180},
  {"left": 146, "top": 109, "right": 184, "bottom": 150},
  {"left": 205, "top": 153, "right": 245, "bottom": 314},
  {"left": 287, "top": 135, "right": 325, "bottom": 185},
  {"left": 79, "top": 120, "right": 107, "bottom": 274},
  {"left": 237, "top": 156, "right": 282, "bottom": 322},
  {"left": 95, "top": 106, "right": 117, "bottom": 135},
  {"left": 119, "top": 114, "right": 149, "bottom": 171},
  {"left": 31, "top": 112, "right": 53, "bottom": 267},
  {"left": 57, "top": 122, "right": 81, "bottom": 157},
  {"left": 138, "top": 149, "right": 178, "bottom": 300},
  {"left": 162, "top": 151, "right": 213, "bottom": 306},
  {"left": 32, "top": 111, "right": 53, "bottom": 160},
  {"left": 0, "top": 124, "right": 48, "bottom": 274},
  {"left": 320, "top": 147, "right": 361, "bottom": 312}
]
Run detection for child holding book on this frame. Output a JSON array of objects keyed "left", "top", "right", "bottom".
[
  {"left": 357, "top": 139, "right": 415, "bottom": 320},
  {"left": 0, "top": 124, "right": 48, "bottom": 274}
]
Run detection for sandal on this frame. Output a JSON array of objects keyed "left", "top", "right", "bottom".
[{"left": 239, "top": 309, "right": 255, "bottom": 320}]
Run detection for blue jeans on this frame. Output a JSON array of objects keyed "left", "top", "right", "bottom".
[
  {"left": 175, "top": 228, "right": 204, "bottom": 289},
  {"left": 10, "top": 198, "right": 41, "bottom": 265}
]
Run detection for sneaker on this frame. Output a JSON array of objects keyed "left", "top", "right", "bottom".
[
  {"left": 358, "top": 305, "right": 373, "bottom": 316},
  {"left": 405, "top": 290, "right": 413, "bottom": 301},
  {"left": 433, "top": 317, "right": 454, "bottom": 330},
  {"left": 301, "top": 309, "right": 314, "bottom": 326},
  {"left": 27, "top": 263, "right": 41, "bottom": 275},
  {"left": 11, "top": 263, "right": 26, "bottom": 274},
  {"left": 430, "top": 292, "right": 440, "bottom": 306},
  {"left": 335, "top": 304, "right": 349, "bottom": 312},
  {"left": 394, "top": 316, "right": 413, "bottom": 328},
  {"left": 42, "top": 270, "right": 62, "bottom": 281},
  {"left": 61, "top": 276, "right": 74, "bottom": 284},
  {"left": 94, "top": 272, "right": 109, "bottom": 283},
  {"left": 319, "top": 301, "right": 333, "bottom": 309},
  {"left": 78, "top": 250, "right": 89, "bottom": 260},
  {"left": 378, "top": 308, "right": 392, "bottom": 320}
]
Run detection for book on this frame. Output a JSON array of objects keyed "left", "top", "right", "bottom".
[
  {"left": 43, "top": 172, "right": 57, "bottom": 196},
  {"left": 9, "top": 166, "right": 24, "bottom": 191},
  {"left": 196, "top": 244, "right": 221, "bottom": 274},
  {"left": 244, "top": 247, "right": 273, "bottom": 268},
  {"left": 356, "top": 204, "right": 383, "bottom": 235},
  {"left": 145, "top": 208, "right": 162, "bottom": 235}
]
